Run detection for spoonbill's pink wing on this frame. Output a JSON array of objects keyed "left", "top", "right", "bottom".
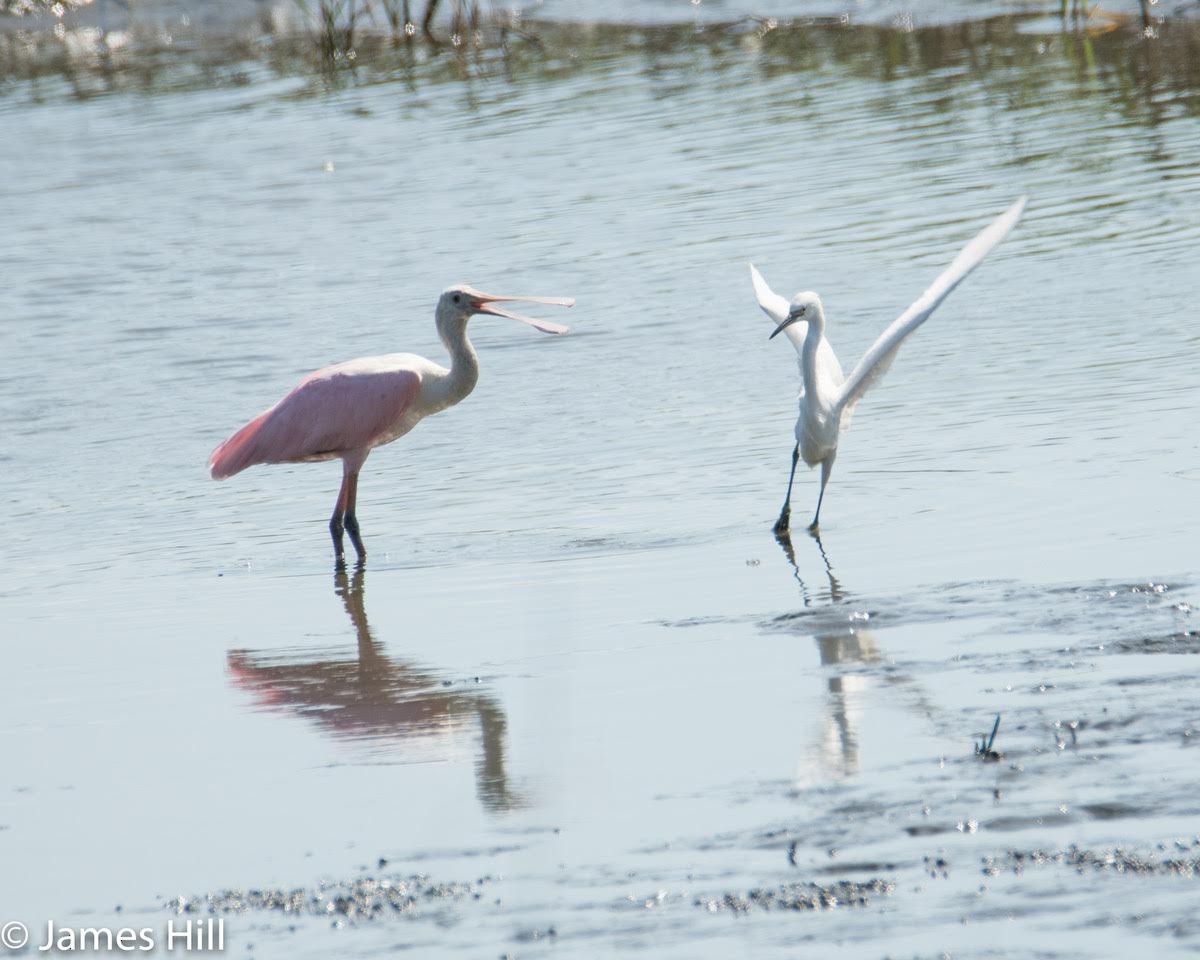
[{"left": 209, "top": 359, "right": 423, "bottom": 479}]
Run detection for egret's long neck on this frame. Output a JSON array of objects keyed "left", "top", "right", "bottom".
[
  {"left": 801, "top": 309, "right": 827, "bottom": 396},
  {"left": 432, "top": 321, "right": 480, "bottom": 410}
]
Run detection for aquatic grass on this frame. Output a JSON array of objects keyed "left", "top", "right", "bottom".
[
  {"left": 292, "top": 0, "right": 363, "bottom": 62},
  {"left": 288, "top": 0, "right": 500, "bottom": 62},
  {"left": 370, "top": 0, "right": 439, "bottom": 44},
  {"left": 1, "top": 11, "right": 1195, "bottom": 104},
  {"left": 377, "top": 0, "right": 416, "bottom": 44}
]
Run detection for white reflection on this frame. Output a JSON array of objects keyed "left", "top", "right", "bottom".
[{"left": 776, "top": 530, "right": 880, "bottom": 782}]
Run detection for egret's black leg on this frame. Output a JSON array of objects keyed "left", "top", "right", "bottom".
[{"left": 774, "top": 443, "right": 800, "bottom": 535}]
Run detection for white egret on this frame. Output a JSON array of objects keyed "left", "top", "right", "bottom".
[{"left": 751, "top": 197, "right": 1027, "bottom": 534}]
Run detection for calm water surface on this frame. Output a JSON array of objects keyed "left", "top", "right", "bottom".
[{"left": 1, "top": 6, "right": 1198, "bottom": 957}]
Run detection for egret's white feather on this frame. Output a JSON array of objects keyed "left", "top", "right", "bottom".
[
  {"left": 749, "top": 264, "right": 847, "bottom": 399},
  {"left": 833, "top": 196, "right": 1027, "bottom": 420},
  {"left": 749, "top": 262, "right": 794, "bottom": 329}
]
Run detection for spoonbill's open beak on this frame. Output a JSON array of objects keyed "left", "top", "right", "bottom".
[
  {"left": 472, "top": 292, "right": 574, "bottom": 335},
  {"left": 769, "top": 312, "right": 804, "bottom": 340}
]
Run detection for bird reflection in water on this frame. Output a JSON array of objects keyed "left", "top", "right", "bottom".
[
  {"left": 775, "top": 529, "right": 879, "bottom": 780},
  {"left": 227, "top": 565, "right": 521, "bottom": 812}
]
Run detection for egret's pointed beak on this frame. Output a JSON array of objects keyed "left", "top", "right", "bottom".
[
  {"left": 472, "top": 292, "right": 574, "bottom": 335},
  {"left": 769, "top": 312, "right": 804, "bottom": 340}
]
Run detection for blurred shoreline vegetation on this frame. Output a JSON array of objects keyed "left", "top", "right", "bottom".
[{"left": 0, "top": 0, "right": 1197, "bottom": 111}]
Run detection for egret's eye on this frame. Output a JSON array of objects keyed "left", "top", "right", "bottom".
[{"left": 452, "top": 294, "right": 461, "bottom": 304}]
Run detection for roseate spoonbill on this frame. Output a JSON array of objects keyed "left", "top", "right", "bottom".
[
  {"left": 751, "top": 196, "right": 1026, "bottom": 534},
  {"left": 208, "top": 284, "right": 573, "bottom": 563}
]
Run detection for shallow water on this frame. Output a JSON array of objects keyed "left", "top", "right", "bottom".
[{"left": 2, "top": 5, "right": 1199, "bottom": 958}]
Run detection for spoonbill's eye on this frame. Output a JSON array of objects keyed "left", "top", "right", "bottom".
[{"left": 452, "top": 294, "right": 461, "bottom": 304}]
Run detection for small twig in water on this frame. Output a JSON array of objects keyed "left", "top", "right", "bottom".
[{"left": 975, "top": 714, "right": 1002, "bottom": 762}]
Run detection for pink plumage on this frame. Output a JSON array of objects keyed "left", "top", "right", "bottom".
[{"left": 208, "top": 359, "right": 422, "bottom": 480}]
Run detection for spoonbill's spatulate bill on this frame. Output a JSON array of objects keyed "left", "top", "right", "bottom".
[
  {"left": 750, "top": 196, "right": 1027, "bottom": 535},
  {"left": 208, "top": 284, "right": 574, "bottom": 564}
]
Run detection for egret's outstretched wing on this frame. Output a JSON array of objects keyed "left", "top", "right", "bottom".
[
  {"left": 833, "top": 197, "right": 1027, "bottom": 421},
  {"left": 750, "top": 263, "right": 807, "bottom": 353},
  {"left": 749, "top": 263, "right": 790, "bottom": 324}
]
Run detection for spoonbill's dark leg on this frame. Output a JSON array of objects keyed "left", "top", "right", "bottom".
[
  {"left": 330, "top": 467, "right": 355, "bottom": 564},
  {"left": 808, "top": 456, "right": 835, "bottom": 535},
  {"left": 343, "top": 468, "right": 366, "bottom": 561},
  {"left": 774, "top": 443, "right": 800, "bottom": 535},
  {"left": 329, "top": 512, "right": 346, "bottom": 564}
]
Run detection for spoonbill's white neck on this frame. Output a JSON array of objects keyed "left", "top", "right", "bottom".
[{"left": 437, "top": 320, "right": 480, "bottom": 408}]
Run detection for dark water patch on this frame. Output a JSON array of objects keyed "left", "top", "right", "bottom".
[
  {"left": 116, "top": 324, "right": 179, "bottom": 339},
  {"left": 905, "top": 823, "right": 950, "bottom": 837},
  {"left": 757, "top": 576, "right": 1195, "bottom": 665},
  {"left": 981, "top": 810, "right": 1078, "bottom": 832},
  {"left": 667, "top": 614, "right": 749, "bottom": 629},
  {"left": 511, "top": 925, "right": 559, "bottom": 944},
  {"left": 675, "top": 625, "right": 1200, "bottom": 903},
  {"left": 1108, "top": 630, "right": 1200, "bottom": 655},
  {"left": 170, "top": 352, "right": 286, "bottom": 369},
  {"left": 1086, "top": 714, "right": 1140, "bottom": 732},
  {"left": 1078, "top": 801, "right": 1144, "bottom": 821},
  {"left": 382, "top": 843, "right": 527, "bottom": 865},
  {"left": 809, "top": 859, "right": 900, "bottom": 875}
]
